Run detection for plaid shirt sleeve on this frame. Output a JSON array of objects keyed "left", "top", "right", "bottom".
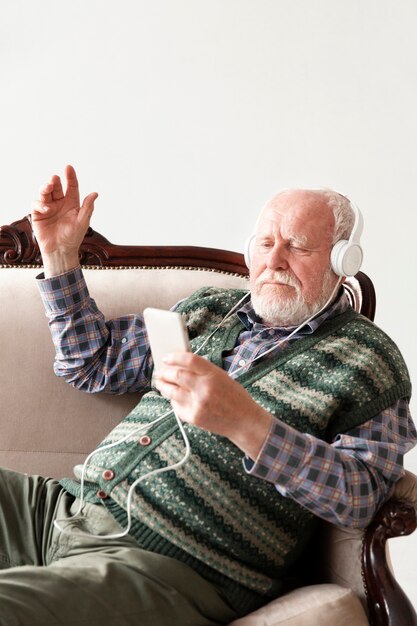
[
  {"left": 245, "top": 399, "right": 417, "bottom": 528},
  {"left": 37, "top": 266, "right": 153, "bottom": 394}
]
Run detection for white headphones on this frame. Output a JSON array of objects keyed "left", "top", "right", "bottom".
[{"left": 244, "top": 199, "right": 364, "bottom": 277}]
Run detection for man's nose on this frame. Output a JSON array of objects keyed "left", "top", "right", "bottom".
[{"left": 266, "top": 243, "right": 289, "bottom": 270}]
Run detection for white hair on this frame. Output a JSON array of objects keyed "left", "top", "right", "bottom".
[{"left": 317, "top": 189, "right": 356, "bottom": 244}]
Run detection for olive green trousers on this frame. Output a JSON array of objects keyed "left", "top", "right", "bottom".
[{"left": 0, "top": 468, "right": 238, "bottom": 626}]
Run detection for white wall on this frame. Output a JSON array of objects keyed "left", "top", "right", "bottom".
[{"left": 1, "top": 0, "right": 416, "bottom": 608}]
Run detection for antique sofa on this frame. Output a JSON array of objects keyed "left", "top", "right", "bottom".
[{"left": 1, "top": 216, "right": 416, "bottom": 626}]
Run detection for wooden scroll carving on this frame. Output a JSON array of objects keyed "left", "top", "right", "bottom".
[
  {"left": 0, "top": 216, "right": 42, "bottom": 265},
  {"left": 0, "top": 215, "right": 248, "bottom": 275},
  {"left": 363, "top": 499, "right": 417, "bottom": 626}
]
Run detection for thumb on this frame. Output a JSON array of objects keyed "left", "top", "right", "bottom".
[{"left": 79, "top": 192, "right": 98, "bottom": 227}]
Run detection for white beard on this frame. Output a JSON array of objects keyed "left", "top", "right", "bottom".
[{"left": 250, "top": 268, "right": 337, "bottom": 327}]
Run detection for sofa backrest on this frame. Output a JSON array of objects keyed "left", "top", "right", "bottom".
[
  {"left": 0, "top": 264, "right": 248, "bottom": 477},
  {"left": 0, "top": 216, "right": 376, "bottom": 479}
]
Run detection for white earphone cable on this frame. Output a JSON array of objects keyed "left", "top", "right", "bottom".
[
  {"left": 54, "top": 280, "right": 342, "bottom": 538},
  {"left": 229, "top": 276, "right": 343, "bottom": 379},
  {"left": 53, "top": 291, "right": 251, "bottom": 538}
]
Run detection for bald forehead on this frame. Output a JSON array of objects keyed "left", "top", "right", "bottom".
[
  {"left": 256, "top": 189, "right": 335, "bottom": 245},
  {"left": 260, "top": 190, "right": 333, "bottom": 223},
  {"left": 264, "top": 189, "right": 332, "bottom": 214}
]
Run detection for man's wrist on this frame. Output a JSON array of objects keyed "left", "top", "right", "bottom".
[
  {"left": 229, "top": 406, "right": 273, "bottom": 461},
  {"left": 37, "top": 265, "right": 88, "bottom": 315},
  {"left": 42, "top": 250, "right": 80, "bottom": 278}
]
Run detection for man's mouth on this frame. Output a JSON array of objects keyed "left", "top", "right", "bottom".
[{"left": 260, "top": 280, "right": 295, "bottom": 288}]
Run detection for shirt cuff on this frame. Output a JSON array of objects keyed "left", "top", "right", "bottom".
[
  {"left": 36, "top": 266, "right": 90, "bottom": 314},
  {"left": 243, "top": 418, "right": 310, "bottom": 487}
]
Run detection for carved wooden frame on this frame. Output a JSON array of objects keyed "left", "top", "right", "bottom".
[
  {"left": 1, "top": 215, "right": 415, "bottom": 625},
  {"left": 364, "top": 499, "right": 417, "bottom": 625},
  {"left": 0, "top": 215, "right": 247, "bottom": 275}
]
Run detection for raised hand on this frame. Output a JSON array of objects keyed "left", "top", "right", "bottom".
[{"left": 31, "top": 165, "right": 98, "bottom": 276}]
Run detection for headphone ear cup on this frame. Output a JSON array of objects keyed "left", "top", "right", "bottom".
[
  {"left": 244, "top": 235, "right": 255, "bottom": 268},
  {"left": 330, "top": 240, "right": 347, "bottom": 276},
  {"left": 330, "top": 240, "right": 363, "bottom": 277}
]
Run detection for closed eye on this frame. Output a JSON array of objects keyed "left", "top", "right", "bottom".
[
  {"left": 289, "top": 244, "right": 310, "bottom": 254},
  {"left": 256, "top": 238, "right": 274, "bottom": 251}
]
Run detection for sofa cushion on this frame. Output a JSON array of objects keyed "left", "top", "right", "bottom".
[
  {"left": 394, "top": 470, "right": 417, "bottom": 507},
  {"left": 229, "top": 584, "right": 369, "bottom": 625}
]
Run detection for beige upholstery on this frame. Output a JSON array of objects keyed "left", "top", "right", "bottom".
[
  {"left": 2, "top": 262, "right": 416, "bottom": 624},
  {"left": 229, "top": 584, "right": 369, "bottom": 625},
  {"left": 395, "top": 470, "right": 417, "bottom": 507},
  {"left": 0, "top": 266, "right": 248, "bottom": 476}
]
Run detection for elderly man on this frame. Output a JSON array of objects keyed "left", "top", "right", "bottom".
[{"left": 0, "top": 165, "right": 414, "bottom": 626}]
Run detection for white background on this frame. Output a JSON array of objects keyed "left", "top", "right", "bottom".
[{"left": 1, "top": 0, "right": 416, "bottom": 609}]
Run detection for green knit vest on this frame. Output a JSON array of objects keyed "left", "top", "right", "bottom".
[{"left": 61, "top": 287, "right": 411, "bottom": 613}]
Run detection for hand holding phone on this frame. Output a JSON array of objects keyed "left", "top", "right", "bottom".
[{"left": 143, "top": 308, "right": 191, "bottom": 372}]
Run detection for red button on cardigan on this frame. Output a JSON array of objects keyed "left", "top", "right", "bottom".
[{"left": 102, "top": 469, "right": 115, "bottom": 481}]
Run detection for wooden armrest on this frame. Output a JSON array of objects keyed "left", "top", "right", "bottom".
[{"left": 363, "top": 497, "right": 417, "bottom": 626}]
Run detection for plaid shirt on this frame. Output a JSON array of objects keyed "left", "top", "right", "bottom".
[{"left": 38, "top": 267, "right": 416, "bottom": 528}]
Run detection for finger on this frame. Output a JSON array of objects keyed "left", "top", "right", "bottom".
[
  {"left": 162, "top": 352, "right": 208, "bottom": 373},
  {"left": 51, "top": 174, "right": 64, "bottom": 201},
  {"left": 154, "top": 377, "right": 190, "bottom": 405},
  {"left": 64, "top": 164, "right": 80, "bottom": 203},
  {"left": 31, "top": 202, "right": 51, "bottom": 220},
  {"left": 156, "top": 366, "right": 194, "bottom": 391},
  {"left": 78, "top": 192, "right": 98, "bottom": 227},
  {"left": 39, "top": 182, "right": 54, "bottom": 205},
  {"left": 31, "top": 200, "right": 50, "bottom": 215}
]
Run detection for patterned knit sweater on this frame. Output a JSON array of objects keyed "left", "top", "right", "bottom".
[{"left": 61, "top": 287, "right": 411, "bottom": 613}]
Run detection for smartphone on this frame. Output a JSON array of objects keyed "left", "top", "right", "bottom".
[{"left": 143, "top": 307, "right": 191, "bottom": 372}]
